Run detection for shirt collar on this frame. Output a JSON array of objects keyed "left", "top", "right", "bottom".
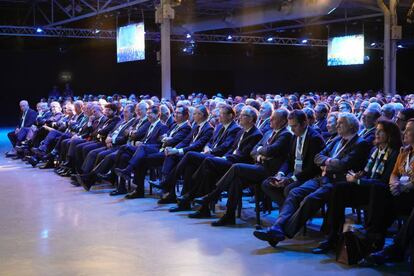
[
  {"left": 197, "top": 119, "right": 208, "bottom": 129},
  {"left": 150, "top": 119, "right": 160, "bottom": 127}
]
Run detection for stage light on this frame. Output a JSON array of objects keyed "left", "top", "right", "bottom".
[
  {"left": 301, "top": 39, "right": 308, "bottom": 44},
  {"left": 328, "top": 7, "right": 337, "bottom": 14},
  {"left": 94, "top": 29, "right": 100, "bottom": 34},
  {"left": 36, "top": 27, "right": 43, "bottom": 33},
  {"left": 227, "top": 35, "right": 233, "bottom": 40},
  {"left": 370, "top": 42, "right": 376, "bottom": 46},
  {"left": 398, "top": 44, "right": 404, "bottom": 48},
  {"left": 182, "top": 48, "right": 188, "bottom": 52},
  {"left": 186, "top": 33, "right": 191, "bottom": 39},
  {"left": 266, "top": 37, "right": 274, "bottom": 42}
]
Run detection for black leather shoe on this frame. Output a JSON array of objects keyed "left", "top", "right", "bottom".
[
  {"left": 39, "top": 159, "right": 55, "bottom": 169},
  {"left": 97, "top": 172, "right": 115, "bottom": 183},
  {"left": 114, "top": 168, "right": 132, "bottom": 181},
  {"left": 312, "top": 240, "right": 336, "bottom": 254},
  {"left": 60, "top": 169, "right": 74, "bottom": 177},
  {"left": 359, "top": 245, "right": 404, "bottom": 266},
  {"left": 211, "top": 213, "right": 236, "bottom": 227},
  {"left": 110, "top": 190, "right": 128, "bottom": 196},
  {"left": 188, "top": 206, "right": 211, "bottom": 218},
  {"left": 125, "top": 190, "right": 145, "bottom": 199},
  {"left": 157, "top": 194, "right": 177, "bottom": 204},
  {"left": 193, "top": 196, "right": 211, "bottom": 206},
  {"left": 27, "top": 156, "right": 39, "bottom": 167},
  {"left": 169, "top": 200, "right": 192, "bottom": 212},
  {"left": 253, "top": 225, "right": 286, "bottom": 247},
  {"left": 77, "top": 174, "right": 95, "bottom": 191}
]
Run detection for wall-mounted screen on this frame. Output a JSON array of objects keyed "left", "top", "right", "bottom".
[
  {"left": 117, "top": 22, "right": 145, "bottom": 63},
  {"left": 327, "top": 34, "right": 364, "bottom": 66}
]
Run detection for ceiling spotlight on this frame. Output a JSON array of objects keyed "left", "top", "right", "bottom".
[
  {"left": 266, "top": 37, "right": 274, "bottom": 42},
  {"left": 182, "top": 48, "right": 188, "bottom": 52},
  {"left": 301, "top": 39, "right": 308, "bottom": 44},
  {"left": 94, "top": 29, "right": 100, "bottom": 34},
  {"left": 398, "top": 44, "right": 404, "bottom": 48},
  {"left": 36, "top": 27, "right": 43, "bottom": 33},
  {"left": 370, "top": 42, "right": 376, "bottom": 46},
  {"left": 186, "top": 33, "right": 191, "bottom": 39},
  {"left": 227, "top": 35, "right": 233, "bottom": 40}
]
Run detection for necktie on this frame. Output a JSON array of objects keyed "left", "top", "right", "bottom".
[
  {"left": 296, "top": 136, "right": 303, "bottom": 160},
  {"left": 267, "top": 131, "right": 277, "bottom": 145},
  {"left": 145, "top": 124, "right": 155, "bottom": 142},
  {"left": 169, "top": 124, "right": 180, "bottom": 137},
  {"left": 213, "top": 126, "right": 226, "bottom": 147},
  {"left": 192, "top": 125, "right": 200, "bottom": 142}
]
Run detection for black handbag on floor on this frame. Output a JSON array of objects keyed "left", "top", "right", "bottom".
[{"left": 336, "top": 230, "right": 370, "bottom": 265}]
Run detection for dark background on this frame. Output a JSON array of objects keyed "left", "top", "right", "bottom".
[{"left": 0, "top": 36, "right": 413, "bottom": 125}]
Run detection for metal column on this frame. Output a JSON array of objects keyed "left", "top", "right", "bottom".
[{"left": 157, "top": 0, "right": 173, "bottom": 100}]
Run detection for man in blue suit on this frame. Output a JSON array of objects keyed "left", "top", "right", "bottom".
[
  {"left": 124, "top": 105, "right": 213, "bottom": 200},
  {"left": 166, "top": 104, "right": 241, "bottom": 212},
  {"left": 6, "top": 100, "right": 37, "bottom": 157},
  {"left": 78, "top": 104, "right": 168, "bottom": 191}
]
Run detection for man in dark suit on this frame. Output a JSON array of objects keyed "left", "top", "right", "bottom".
[
  {"left": 253, "top": 113, "right": 371, "bottom": 247},
  {"left": 261, "top": 110, "right": 326, "bottom": 208},
  {"left": 65, "top": 102, "right": 150, "bottom": 185},
  {"left": 72, "top": 103, "right": 121, "bottom": 172},
  {"left": 58, "top": 104, "right": 108, "bottom": 176},
  {"left": 182, "top": 106, "right": 263, "bottom": 220},
  {"left": 124, "top": 105, "right": 213, "bottom": 200},
  {"left": 6, "top": 100, "right": 37, "bottom": 156},
  {"left": 257, "top": 101, "right": 272, "bottom": 134},
  {"left": 315, "top": 103, "right": 329, "bottom": 139},
  {"left": 74, "top": 105, "right": 136, "bottom": 178},
  {"left": 78, "top": 104, "right": 169, "bottom": 191},
  {"left": 359, "top": 107, "right": 380, "bottom": 145},
  {"left": 191, "top": 109, "right": 293, "bottom": 226},
  {"left": 159, "top": 104, "right": 241, "bottom": 211},
  {"left": 113, "top": 105, "right": 191, "bottom": 196}
]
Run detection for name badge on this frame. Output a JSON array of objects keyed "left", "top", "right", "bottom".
[{"left": 294, "top": 159, "right": 303, "bottom": 173}]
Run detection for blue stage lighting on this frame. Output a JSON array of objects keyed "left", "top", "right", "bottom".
[{"left": 36, "top": 27, "right": 43, "bottom": 33}]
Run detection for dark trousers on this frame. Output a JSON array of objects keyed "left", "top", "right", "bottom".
[
  {"left": 214, "top": 163, "right": 268, "bottom": 213},
  {"left": 133, "top": 152, "right": 166, "bottom": 194},
  {"left": 326, "top": 181, "right": 372, "bottom": 241},
  {"left": 274, "top": 177, "right": 333, "bottom": 238},
  {"left": 39, "top": 129, "right": 63, "bottom": 153},
  {"left": 188, "top": 157, "right": 234, "bottom": 199},
  {"left": 261, "top": 178, "right": 303, "bottom": 207},
  {"left": 91, "top": 150, "right": 119, "bottom": 175},
  {"left": 164, "top": 151, "right": 213, "bottom": 195},
  {"left": 81, "top": 146, "right": 108, "bottom": 173},
  {"left": 8, "top": 128, "right": 29, "bottom": 147}
]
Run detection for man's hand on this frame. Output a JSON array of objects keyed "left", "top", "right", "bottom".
[
  {"left": 390, "top": 181, "right": 402, "bottom": 196},
  {"left": 165, "top": 147, "right": 179, "bottom": 156}
]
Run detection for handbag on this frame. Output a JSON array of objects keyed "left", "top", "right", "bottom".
[{"left": 336, "top": 230, "right": 370, "bottom": 265}]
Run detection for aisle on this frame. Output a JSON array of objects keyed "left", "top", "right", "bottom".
[{"left": 0, "top": 129, "right": 400, "bottom": 276}]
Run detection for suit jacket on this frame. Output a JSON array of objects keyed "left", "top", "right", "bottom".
[
  {"left": 209, "top": 121, "right": 241, "bottom": 156},
  {"left": 142, "top": 120, "right": 169, "bottom": 148},
  {"left": 19, "top": 108, "right": 37, "bottom": 128},
  {"left": 165, "top": 115, "right": 175, "bottom": 129},
  {"left": 316, "top": 118, "right": 328, "bottom": 134},
  {"left": 360, "top": 127, "right": 376, "bottom": 145},
  {"left": 67, "top": 112, "right": 86, "bottom": 133},
  {"left": 54, "top": 114, "right": 72, "bottom": 132},
  {"left": 176, "top": 121, "right": 214, "bottom": 154},
  {"left": 87, "top": 116, "right": 108, "bottom": 141},
  {"left": 36, "top": 111, "right": 52, "bottom": 127},
  {"left": 252, "top": 127, "right": 293, "bottom": 173},
  {"left": 279, "top": 127, "right": 326, "bottom": 182},
  {"left": 257, "top": 117, "right": 271, "bottom": 134},
  {"left": 109, "top": 117, "right": 137, "bottom": 146},
  {"left": 162, "top": 122, "right": 192, "bottom": 148},
  {"left": 129, "top": 117, "right": 151, "bottom": 142},
  {"left": 95, "top": 116, "right": 121, "bottom": 142},
  {"left": 224, "top": 125, "right": 263, "bottom": 164},
  {"left": 314, "top": 135, "right": 371, "bottom": 182},
  {"left": 45, "top": 112, "right": 64, "bottom": 127}
]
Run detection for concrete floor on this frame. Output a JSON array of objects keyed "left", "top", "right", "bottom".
[{"left": 0, "top": 128, "right": 409, "bottom": 276}]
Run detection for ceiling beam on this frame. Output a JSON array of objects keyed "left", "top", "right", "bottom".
[
  {"left": 242, "top": 13, "right": 383, "bottom": 35},
  {"left": 45, "top": 0, "right": 149, "bottom": 27}
]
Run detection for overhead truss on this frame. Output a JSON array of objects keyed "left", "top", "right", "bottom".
[{"left": 0, "top": 25, "right": 384, "bottom": 49}]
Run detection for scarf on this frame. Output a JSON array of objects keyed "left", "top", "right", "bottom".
[{"left": 364, "top": 146, "right": 392, "bottom": 179}]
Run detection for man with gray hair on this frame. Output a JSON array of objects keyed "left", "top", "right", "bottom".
[
  {"left": 257, "top": 101, "right": 273, "bottom": 134},
  {"left": 381, "top": 103, "right": 395, "bottom": 121},
  {"left": 254, "top": 112, "right": 371, "bottom": 249},
  {"left": 6, "top": 100, "right": 37, "bottom": 157}
]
